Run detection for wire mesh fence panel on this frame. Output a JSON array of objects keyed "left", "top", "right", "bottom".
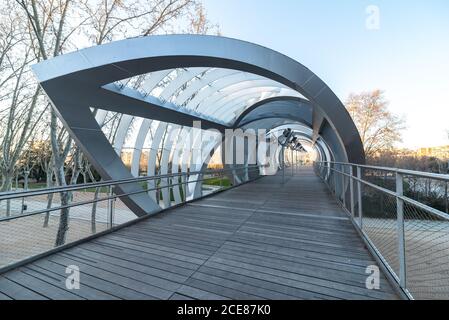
[
  {"left": 403, "top": 202, "right": 449, "bottom": 299},
  {"left": 360, "top": 183, "right": 400, "bottom": 278},
  {"left": 315, "top": 161, "right": 449, "bottom": 300},
  {"left": 362, "top": 168, "right": 396, "bottom": 193},
  {"left": 0, "top": 197, "right": 113, "bottom": 269},
  {"left": 0, "top": 165, "right": 262, "bottom": 271},
  {"left": 0, "top": 184, "right": 139, "bottom": 269},
  {"left": 404, "top": 175, "right": 449, "bottom": 215}
]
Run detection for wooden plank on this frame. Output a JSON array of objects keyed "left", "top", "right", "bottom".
[
  {"left": 190, "top": 271, "right": 299, "bottom": 300},
  {"left": 79, "top": 243, "right": 196, "bottom": 276},
  {"left": 47, "top": 254, "right": 170, "bottom": 299},
  {"left": 3, "top": 269, "right": 83, "bottom": 300},
  {"left": 0, "top": 276, "right": 47, "bottom": 300},
  {"left": 205, "top": 257, "right": 397, "bottom": 300},
  {"left": 183, "top": 278, "right": 265, "bottom": 300},
  {"left": 29, "top": 259, "right": 153, "bottom": 300},
  {"left": 197, "top": 265, "right": 331, "bottom": 300},
  {"left": 93, "top": 237, "right": 206, "bottom": 265},
  {"left": 0, "top": 291, "right": 12, "bottom": 300},
  {"left": 22, "top": 266, "right": 120, "bottom": 300},
  {"left": 175, "top": 285, "right": 230, "bottom": 300},
  {"left": 63, "top": 247, "right": 189, "bottom": 284},
  {"left": 169, "top": 293, "right": 194, "bottom": 300}
]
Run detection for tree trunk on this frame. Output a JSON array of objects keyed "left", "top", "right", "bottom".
[
  {"left": 43, "top": 192, "right": 54, "bottom": 227},
  {"left": 54, "top": 163, "right": 70, "bottom": 246},
  {"left": 1, "top": 173, "right": 14, "bottom": 217},
  {"left": 43, "top": 169, "right": 54, "bottom": 228},
  {"left": 88, "top": 168, "right": 99, "bottom": 233},
  {"left": 55, "top": 189, "right": 70, "bottom": 246}
]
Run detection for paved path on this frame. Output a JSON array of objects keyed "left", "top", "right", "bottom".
[{"left": 0, "top": 167, "right": 398, "bottom": 300}]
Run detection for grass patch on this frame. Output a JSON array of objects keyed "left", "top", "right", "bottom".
[{"left": 203, "top": 177, "right": 232, "bottom": 187}]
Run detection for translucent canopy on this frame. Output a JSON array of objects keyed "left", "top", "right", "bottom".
[{"left": 110, "top": 67, "right": 305, "bottom": 126}]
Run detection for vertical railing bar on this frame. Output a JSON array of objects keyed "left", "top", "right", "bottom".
[
  {"left": 445, "top": 181, "right": 448, "bottom": 214},
  {"left": 396, "top": 172, "right": 407, "bottom": 289},
  {"left": 168, "top": 176, "right": 171, "bottom": 207},
  {"left": 357, "top": 166, "right": 363, "bottom": 229},
  {"left": 184, "top": 173, "right": 188, "bottom": 203},
  {"left": 107, "top": 185, "right": 113, "bottom": 229},
  {"left": 341, "top": 164, "right": 346, "bottom": 208},
  {"left": 291, "top": 149, "right": 294, "bottom": 176},
  {"left": 349, "top": 165, "right": 354, "bottom": 218},
  {"left": 332, "top": 163, "right": 335, "bottom": 195},
  {"left": 282, "top": 146, "right": 285, "bottom": 185}
]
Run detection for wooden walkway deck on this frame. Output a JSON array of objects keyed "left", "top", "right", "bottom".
[{"left": 0, "top": 167, "right": 398, "bottom": 300}]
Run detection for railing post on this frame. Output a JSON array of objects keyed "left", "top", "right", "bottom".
[
  {"left": 291, "top": 149, "right": 294, "bottom": 176},
  {"left": 282, "top": 146, "right": 285, "bottom": 185},
  {"left": 184, "top": 173, "right": 188, "bottom": 202},
  {"left": 357, "top": 166, "right": 363, "bottom": 228},
  {"left": 168, "top": 176, "right": 171, "bottom": 207},
  {"left": 329, "top": 163, "right": 337, "bottom": 197},
  {"left": 396, "top": 172, "right": 407, "bottom": 289},
  {"left": 349, "top": 165, "right": 354, "bottom": 217},
  {"left": 107, "top": 185, "right": 114, "bottom": 228},
  {"left": 341, "top": 164, "right": 346, "bottom": 208},
  {"left": 445, "top": 181, "right": 448, "bottom": 214}
]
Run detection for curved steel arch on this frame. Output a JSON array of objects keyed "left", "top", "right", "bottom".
[
  {"left": 32, "top": 34, "right": 364, "bottom": 217},
  {"left": 233, "top": 96, "right": 312, "bottom": 128}
]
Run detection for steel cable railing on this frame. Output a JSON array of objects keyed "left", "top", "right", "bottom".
[
  {"left": 314, "top": 161, "right": 449, "bottom": 300},
  {"left": 0, "top": 165, "right": 262, "bottom": 271}
]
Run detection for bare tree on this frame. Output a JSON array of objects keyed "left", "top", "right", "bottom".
[
  {"left": 186, "top": 2, "right": 220, "bottom": 35},
  {"left": 83, "top": 0, "right": 197, "bottom": 44},
  {"left": 0, "top": 4, "right": 47, "bottom": 214},
  {"left": 16, "top": 0, "right": 212, "bottom": 245},
  {"left": 345, "top": 90, "right": 406, "bottom": 159}
]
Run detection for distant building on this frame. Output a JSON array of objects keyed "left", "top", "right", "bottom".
[
  {"left": 417, "top": 145, "right": 449, "bottom": 159},
  {"left": 121, "top": 150, "right": 150, "bottom": 175}
]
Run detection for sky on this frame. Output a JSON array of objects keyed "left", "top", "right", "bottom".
[{"left": 203, "top": 0, "right": 449, "bottom": 149}]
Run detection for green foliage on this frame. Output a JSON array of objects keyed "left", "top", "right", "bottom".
[{"left": 203, "top": 177, "right": 231, "bottom": 187}]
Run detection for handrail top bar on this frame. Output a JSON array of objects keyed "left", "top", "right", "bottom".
[
  {"left": 315, "top": 161, "right": 449, "bottom": 182},
  {"left": 0, "top": 168, "right": 261, "bottom": 223},
  {"left": 0, "top": 165, "right": 263, "bottom": 200},
  {"left": 325, "top": 165, "right": 449, "bottom": 221}
]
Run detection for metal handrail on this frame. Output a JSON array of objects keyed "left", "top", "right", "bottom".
[
  {"left": 0, "top": 165, "right": 262, "bottom": 200},
  {"left": 314, "top": 160, "right": 449, "bottom": 300},
  {"left": 0, "top": 164, "right": 264, "bottom": 272},
  {"left": 0, "top": 165, "right": 263, "bottom": 222},
  {"left": 316, "top": 161, "right": 449, "bottom": 182},
  {"left": 320, "top": 163, "right": 449, "bottom": 221}
]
